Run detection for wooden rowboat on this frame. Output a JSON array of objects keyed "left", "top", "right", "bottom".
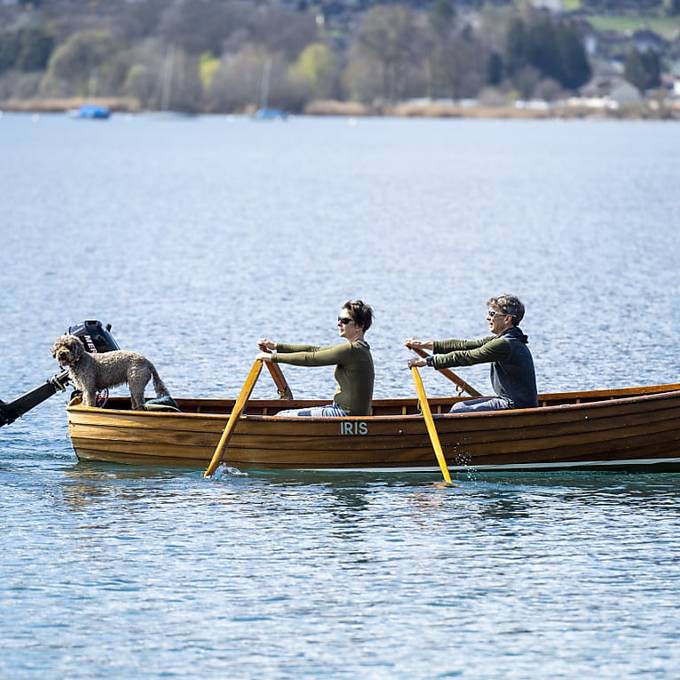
[{"left": 66, "top": 382, "right": 680, "bottom": 473}]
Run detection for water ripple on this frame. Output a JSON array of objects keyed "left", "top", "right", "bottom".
[{"left": 2, "top": 116, "right": 680, "bottom": 678}]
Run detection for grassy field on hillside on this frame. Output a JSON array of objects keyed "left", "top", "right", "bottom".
[{"left": 587, "top": 15, "right": 680, "bottom": 39}]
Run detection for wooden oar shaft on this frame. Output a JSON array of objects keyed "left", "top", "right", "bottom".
[
  {"left": 411, "top": 367, "right": 452, "bottom": 484},
  {"left": 265, "top": 361, "right": 293, "bottom": 400},
  {"left": 410, "top": 346, "right": 481, "bottom": 398},
  {"left": 204, "top": 359, "right": 263, "bottom": 478}
]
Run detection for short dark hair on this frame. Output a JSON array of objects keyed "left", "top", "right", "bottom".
[
  {"left": 343, "top": 299, "right": 373, "bottom": 332},
  {"left": 487, "top": 294, "right": 525, "bottom": 326}
]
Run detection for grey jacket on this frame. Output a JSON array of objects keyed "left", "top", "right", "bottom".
[{"left": 432, "top": 326, "right": 538, "bottom": 408}]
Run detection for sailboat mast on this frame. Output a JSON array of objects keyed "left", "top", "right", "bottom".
[
  {"left": 259, "top": 57, "right": 272, "bottom": 110},
  {"left": 160, "top": 44, "right": 175, "bottom": 112}
]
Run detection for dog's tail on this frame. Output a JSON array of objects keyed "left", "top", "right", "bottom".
[{"left": 151, "top": 366, "right": 171, "bottom": 398}]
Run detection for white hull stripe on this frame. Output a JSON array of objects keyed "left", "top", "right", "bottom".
[{"left": 303, "top": 457, "right": 680, "bottom": 473}]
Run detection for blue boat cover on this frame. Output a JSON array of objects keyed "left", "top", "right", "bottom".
[{"left": 77, "top": 105, "right": 111, "bottom": 119}]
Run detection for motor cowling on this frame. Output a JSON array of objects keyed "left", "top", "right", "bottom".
[{"left": 67, "top": 320, "right": 120, "bottom": 354}]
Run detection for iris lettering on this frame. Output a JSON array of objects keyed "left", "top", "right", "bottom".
[{"left": 340, "top": 422, "right": 369, "bottom": 435}]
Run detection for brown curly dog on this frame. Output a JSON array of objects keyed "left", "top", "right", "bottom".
[{"left": 51, "top": 334, "right": 171, "bottom": 410}]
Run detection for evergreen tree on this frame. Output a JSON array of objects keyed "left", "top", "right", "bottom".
[
  {"left": 555, "top": 22, "right": 591, "bottom": 89},
  {"left": 664, "top": 0, "right": 680, "bottom": 15},
  {"left": 487, "top": 51, "right": 504, "bottom": 86},
  {"left": 505, "top": 18, "right": 527, "bottom": 76},
  {"left": 526, "top": 16, "right": 560, "bottom": 82},
  {"left": 430, "top": 0, "right": 455, "bottom": 35},
  {"left": 624, "top": 48, "right": 662, "bottom": 92},
  {"left": 0, "top": 32, "right": 19, "bottom": 74},
  {"left": 506, "top": 15, "right": 590, "bottom": 91},
  {"left": 16, "top": 27, "right": 54, "bottom": 72}
]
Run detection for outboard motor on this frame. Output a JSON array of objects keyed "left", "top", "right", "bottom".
[
  {"left": 0, "top": 320, "right": 120, "bottom": 427},
  {"left": 67, "top": 320, "right": 120, "bottom": 355}
]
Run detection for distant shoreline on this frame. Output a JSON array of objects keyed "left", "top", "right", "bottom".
[{"left": 2, "top": 97, "right": 679, "bottom": 121}]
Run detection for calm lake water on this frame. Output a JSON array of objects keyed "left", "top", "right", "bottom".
[{"left": 1, "top": 113, "right": 680, "bottom": 678}]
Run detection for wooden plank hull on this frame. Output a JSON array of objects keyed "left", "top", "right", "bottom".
[{"left": 66, "top": 384, "right": 680, "bottom": 473}]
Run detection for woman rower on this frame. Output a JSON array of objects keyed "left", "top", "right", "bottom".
[{"left": 256, "top": 299, "right": 374, "bottom": 417}]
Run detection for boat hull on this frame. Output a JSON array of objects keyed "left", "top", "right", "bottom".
[{"left": 66, "top": 384, "right": 680, "bottom": 473}]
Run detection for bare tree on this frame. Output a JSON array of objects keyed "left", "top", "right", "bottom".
[
  {"left": 207, "top": 45, "right": 307, "bottom": 112},
  {"left": 354, "top": 5, "right": 422, "bottom": 103}
]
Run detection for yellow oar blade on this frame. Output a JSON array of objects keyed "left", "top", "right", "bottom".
[
  {"left": 411, "top": 366, "right": 453, "bottom": 485},
  {"left": 204, "top": 359, "right": 264, "bottom": 478}
]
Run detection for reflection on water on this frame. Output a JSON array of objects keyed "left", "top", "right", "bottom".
[{"left": 4, "top": 453, "right": 680, "bottom": 677}]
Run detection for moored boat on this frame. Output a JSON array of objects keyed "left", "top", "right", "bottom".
[
  {"left": 66, "top": 382, "right": 680, "bottom": 473},
  {"left": 69, "top": 104, "right": 111, "bottom": 120}
]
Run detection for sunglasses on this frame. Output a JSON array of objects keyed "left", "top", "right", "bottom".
[
  {"left": 487, "top": 309, "right": 511, "bottom": 318},
  {"left": 337, "top": 316, "right": 353, "bottom": 325}
]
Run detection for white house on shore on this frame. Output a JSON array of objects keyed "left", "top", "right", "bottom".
[{"left": 579, "top": 75, "right": 642, "bottom": 108}]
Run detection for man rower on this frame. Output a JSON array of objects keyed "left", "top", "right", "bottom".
[{"left": 406, "top": 294, "right": 538, "bottom": 413}]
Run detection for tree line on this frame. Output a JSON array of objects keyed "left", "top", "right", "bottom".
[{"left": 0, "top": 0, "right": 662, "bottom": 112}]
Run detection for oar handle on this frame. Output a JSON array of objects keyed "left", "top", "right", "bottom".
[
  {"left": 204, "top": 359, "right": 264, "bottom": 478},
  {"left": 409, "top": 346, "right": 481, "bottom": 398},
  {"left": 411, "top": 366, "right": 452, "bottom": 484}
]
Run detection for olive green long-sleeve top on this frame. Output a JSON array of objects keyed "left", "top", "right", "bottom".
[
  {"left": 272, "top": 340, "right": 374, "bottom": 415},
  {"left": 432, "top": 326, "right": 537, "bottom": 408}
]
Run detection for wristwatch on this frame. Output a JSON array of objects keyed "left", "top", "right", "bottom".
[{"left": 426, "top": 355, "right": 434, "bottom": 367}]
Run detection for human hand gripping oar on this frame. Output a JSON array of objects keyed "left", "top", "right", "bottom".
[
  {"left": 410, "top": 365, "right": 453, "bottom": 485},
  {"left": 204, "top": 359, "right": 263, "bottom": 478},
  {"left": 405, "top": 341, "right": 481, "bottom": 398}
]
